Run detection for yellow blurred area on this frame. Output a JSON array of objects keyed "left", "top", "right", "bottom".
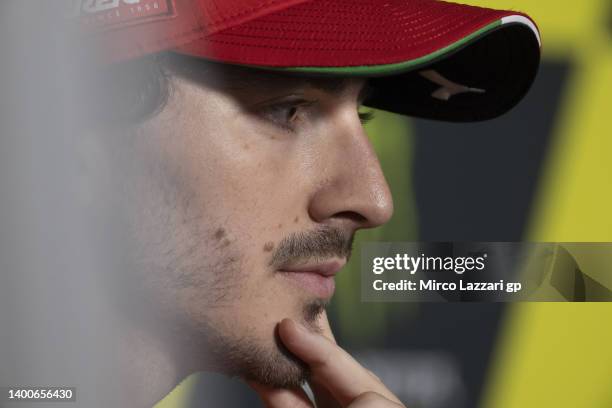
[
  {"left": 467, "top": 0, "right": 610, "bottom": 58},
  {"left": 484, "top": 304, "right": 612, "bottom": 407},
  {"left": 155, "top": 376, "right": 195, "bottom": 408},
  {"left": 470, "top": 1, "right": 612, "bottom": 407}
]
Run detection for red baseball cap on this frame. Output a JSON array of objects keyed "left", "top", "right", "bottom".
[{"left": 80, "top": 0, "right": 541, "bottom": 121}]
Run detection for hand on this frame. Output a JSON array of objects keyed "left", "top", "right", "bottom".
[{"left": 249, "top": 316, "right": 405, "bottom": 407}]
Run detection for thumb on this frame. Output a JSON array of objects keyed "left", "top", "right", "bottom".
[{"left": 247, "top": 381, "right": 314, "bottom": 408}]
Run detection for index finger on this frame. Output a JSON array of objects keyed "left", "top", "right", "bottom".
[
  {"left": 316, "top": 310, "right": 336, "bottom": 343},
  {"left": 278, "top": 319, "right": 402, "bottom": 407}
]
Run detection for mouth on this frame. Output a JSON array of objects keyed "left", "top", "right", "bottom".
[{"left": 277, "top": 259, "right": 346, "bottom": 299}]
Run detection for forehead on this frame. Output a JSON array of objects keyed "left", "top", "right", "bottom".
[{"left": 164, "top": 53, "right": 365, "bottom": 96}]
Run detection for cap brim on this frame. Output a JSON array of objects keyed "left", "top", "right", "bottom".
[{"left": 176, "top": 0, "right": 541, "bottom": 122}]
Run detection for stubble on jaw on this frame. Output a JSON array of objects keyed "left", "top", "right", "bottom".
[
  {"left": 184, "top": 234, "right": 329, "bottom": 387},
  {"left": 209, "top": 226, "right": 353, "bottom": 387},
  {"left": 204, "top": 298, "right": 328, "bottom": 388},
  {"left": 168, "top": 224, "right": 349, "bottom": 388}
]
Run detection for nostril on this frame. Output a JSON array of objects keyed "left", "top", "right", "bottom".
[{"left": 333, "top": 211, "right": 368, "bottom": 224}]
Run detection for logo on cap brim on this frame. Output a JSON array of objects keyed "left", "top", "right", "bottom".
[{"left": 70, "top": 0, "right": 174, "bottom": 30}]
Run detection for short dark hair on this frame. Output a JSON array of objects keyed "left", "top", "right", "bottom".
[{"left": 86, "top": 53, "right": 172, "bottom": 130}]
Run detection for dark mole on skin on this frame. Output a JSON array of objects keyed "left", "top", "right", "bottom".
[
  {"left": 221, "top": 239, "right": 231, "bottom": 248},
  {"left": 294, "top": 216, "right": 299, "bottom": 223},
  {"left": 214, "top": 228, "right": 225, "bottom": 240},
  {"left": 263, "top": 242, "right": 274, "bottom": 252},
  {"left": 277, "top": 223, "right": 282, "bottom": 229}
]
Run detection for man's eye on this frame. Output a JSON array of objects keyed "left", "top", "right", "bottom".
[
  {"left": 256, "top": 100, "right": 375, "bottom": 132},
  {"left": 259, "top": 99, "right": 315, "bottom": 131}
]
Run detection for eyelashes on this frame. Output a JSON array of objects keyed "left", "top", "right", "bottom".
[
  {"left": 257, "top": 98, "right": 377, "bottom": 133},
  {"left": 358, "top": 109, "right": 376, "bottom": 125},
  {"left": 258, "top": 99, "right": 316, "bottom": 132}
]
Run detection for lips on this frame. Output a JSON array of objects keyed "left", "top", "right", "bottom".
[{"left": 278, "top": 259, "right": 346, "bottom": 298}]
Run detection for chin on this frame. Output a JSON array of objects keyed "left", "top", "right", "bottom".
[
  {"left": 242, "top": 342, "right": 311, "bottom": 388},
  {"left": 204, "top": 299, "right": 327, "bottom": 388},
  {"left": 205, "top": 326, "right": 310, "bottom": 388}
]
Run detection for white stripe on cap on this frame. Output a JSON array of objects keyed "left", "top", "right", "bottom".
[{"left": 501, "top": 15, "right": 542, "bottom": 47}]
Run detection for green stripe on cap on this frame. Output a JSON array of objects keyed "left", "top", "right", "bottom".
[{"left": 256, "top": 19, "right": 503, "bottom": 77}]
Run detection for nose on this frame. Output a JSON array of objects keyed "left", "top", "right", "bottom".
[{"left": 308, "top": 110, "right": 394, "bottom": 230}]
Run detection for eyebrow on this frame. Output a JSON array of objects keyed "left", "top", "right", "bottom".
[
  {"left": 225, "top": 70, "right": 358, "bottom": 96},
  {"left": 305, "top": 77, "right": 372, "bottom": 104},
  {"left": 231, "top": 73, "right": 371, "bottom": 106}
]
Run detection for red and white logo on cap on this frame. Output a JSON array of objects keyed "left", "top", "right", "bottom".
[{"left": 69, "top": 0, "right": 174, "bottom": 29}]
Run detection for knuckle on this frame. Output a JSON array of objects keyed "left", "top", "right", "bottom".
[
  {"left": 366, "top": 368, "right": 382, "bottom": 382},
  {"left": 353, "top": 391, "right": 383, "bottom": 403},
  {"left": 362, "top": 390, "right": 382, "bottom": 398},
  {"left": 350, "top": 391, "right": 405, "bottom": 408}
]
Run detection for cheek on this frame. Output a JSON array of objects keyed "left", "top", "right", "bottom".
[{"left": 170, "top": 127, "right": 305, "bottom": 257}]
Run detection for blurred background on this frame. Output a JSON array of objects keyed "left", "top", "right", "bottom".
[{"left": 161, "top": 0, "right": 612, "bottom": 407}]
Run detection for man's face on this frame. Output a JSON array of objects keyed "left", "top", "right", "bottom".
[{"left": 113, "top": 60, "right": 393, "bottom": 387}]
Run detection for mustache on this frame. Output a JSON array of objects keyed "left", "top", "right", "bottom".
[{"left": 269, "top": 226, "right": 354, "bottom": 269}]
